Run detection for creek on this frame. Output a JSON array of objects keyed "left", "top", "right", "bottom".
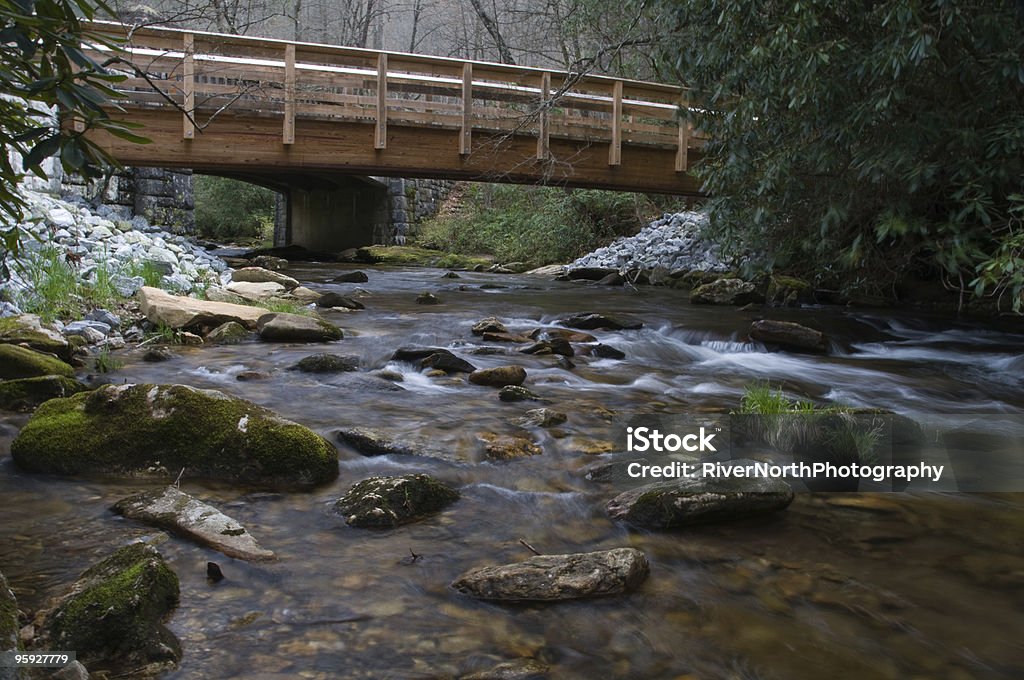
[{"left": 1, "top": 263, "right": 1022, "bottom": 679}]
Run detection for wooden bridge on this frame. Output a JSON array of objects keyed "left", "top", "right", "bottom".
[{"left": 82, "top": 21, "right": 703, "bottom": 196}]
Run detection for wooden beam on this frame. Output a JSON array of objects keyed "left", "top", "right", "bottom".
[
  {"left": 537, "top": 71, "right": 550, "bottom": 160},
  {"left": 375, "top": 53, "right": 388, "bottom": 150},
  {"left": 283, "top": 44, "right": 296, "bottom": 145},
  {"left": 460, "top": 62, "right": 472, "bottom": 155},
  {"left": 182, "top": 33, "right": 195, "bottom": 139},
  {"left": 608, "top": 80, "right": 622, "bottom": 166},
  {"left": 675, "top": 93, "right": 689, "bottom": 172}
]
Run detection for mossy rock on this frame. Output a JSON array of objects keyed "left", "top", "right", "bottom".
[
  {"left": 0, "top": 344, "right": 75, "bottom": 380},
  {"left": 11, "top": 383, "right": 339, "bottom": 488},
  {"left": 767, "top": 275, "right": 814, "bottom": 306},
  {"left": 205, "top": 321, "right": 251, "bottom": 344},
  {"left": 0, "top": 376, "right": 88, "bottom": 412},
  {"left": 0, "top": 316, "right": 72, "bottom": 362},
  {"left": 1, "top": 571, "right": 19, "bottom": 657},
  {"left": 44, "top": 543, "right": 180, "bottom": 675},
  {"left": 353, "top": 245, "right": 491, "bottom": 269},
  {"left": 333, "top": 474, "right": 459, "bottom": 528}
]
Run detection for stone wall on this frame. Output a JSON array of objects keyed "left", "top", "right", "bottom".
[
  {"left": 59, "top": 167, "right": 195, "bottom": 235},
  {"left": 381, "top": 178, "right": 454, "bottom": 245}
]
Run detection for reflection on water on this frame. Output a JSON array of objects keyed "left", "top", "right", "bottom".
[{"left": 1, "top": 265, "right": 1023, "bottom": 679}]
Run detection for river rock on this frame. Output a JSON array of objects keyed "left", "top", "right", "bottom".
[
  {"left": 250, "top": 255, "right": 288, "bottom": 271},
  {"left": 332, "top": 271, "right": 368, "bottom": 283},
  {"left": 606, "top": 474, "right": 795, "bottom": 528},
  {"left": 42, "top": 543, "right": 180, "bottom": 675},
  {"left": 557, "top": 313, "right": 643, "bottom": 331},
  {"left": 289, "top": 353, "right": 360, "bottom": 373},
  {"left": 749, "top": 319, "right": 827, "bottom": 353},
  {"left": 483, "top": 331, "right": 533, "bottom": 343},
  {"left": 469, "top": 366, "right": 527, "bottom": 387},
  {"left": 565, "top": 267, "right": 617, "bottom": 281},
  {"left": 416, "top": 292, "right": 442, "bottom": 305},
  {"left": 11, "top": 384, "right": 339, "bottom": 487},
  {"left": 520, "top": 339, "right": 573, "bottom": 357},
  {"left": 498, "top": 385, "right": 542, "bottom": 402},
  {"left": 0, "top": 344, "right": 75, "bottom": 380},
  {"left": 595, "top": 272, "right": 625, "bottom": 286},
  {"left": 1, "top": 571, "right": 18, "bottom": 676},
  {"left": 479, "top": 432, "right": 542, "bottom": 460},
  {"left": 451, "top": 547, "right": 649, "bottom": 601},
  {"left": 766, "top": 275, "right": 813, "bottom": 306},
  {"left": 529, "top": 327, "right": 597, "bottom": 343},
  {"left": 392, "top": 346, "right": 455, "bottom": 362},
  {"left": 0, "top": 315, "right": 73, "bottom": 362},
  {"left": 420, "top": 352, "right": 476, "bottom": 374},
  {"left": 591, "top": 343, "right": 626, "bottom": 360},
  {"left": 334, "top": 474, "right": 459, "bottom": 528},
  {"left": 0, "top": 376, "right": 88, "bottom": 412},
  {"left": 315, "top": 293, "right": 365, "bottom": 310},
  {"left": 690, "top": 278, "right": 764, "bottom": 305},
  {"left": 462, "top": 659, "right": 549, "bottom": 680},
  {"left": 514, "top": 408, "right": 567, "bottom": 428},
  {"left": 138, "top": 287, "right": 265, "bottom": 330},
  {"left": 205, "top": 321, "right": 250, "bottom": 344},
  {"left": 336, "top": 427, "right": 459, "bottom": 462},
  {"left": 256, "top": 312, "right": 343, "bottom": 342},
  {"left": 231, "top": 266, "right": 300, "bottom": 290},
  {"left": 142, "top": 347, "right": 174, "bottom": 362},
  {"left": 288, "top": 286, "right": 322, "bottom": 303},
  {"left": 113, "top": 486, "right": 276, "bottom": 561},
  {"left": 225, "top": 281, "right": 286, "bottom": 300},
  {"left": 471, "top": 317, "right": 507, "bottom": 335}
]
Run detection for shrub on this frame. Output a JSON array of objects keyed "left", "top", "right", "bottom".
[{"left": 194, "top": 175, "right": 276, "bottom": 242}]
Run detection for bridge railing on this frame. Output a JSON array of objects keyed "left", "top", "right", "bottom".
[{"left": 83, "top": 21, "right": 699, "bottom": 172}]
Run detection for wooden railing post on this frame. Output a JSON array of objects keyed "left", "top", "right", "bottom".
[
  {"left": 283, "top": 44, "right": 295, "bottom": 145},
  {"left": 182, "top": 33, "right": 195, "bottom": 140},
  {"left": 375, "top": 53, "right": 388, "bottom": 150},
  {"left": 608, "top": 80, "right": 622, "bottom": 166},
  {"left": 675, "top": 92, "right": 689, "bottom": 172},
  {"left": 460, "top": 62, "right": 472, "bottom": 156},
  {"left": 537, "top": 71, "right": 550, "bottom": 160}
]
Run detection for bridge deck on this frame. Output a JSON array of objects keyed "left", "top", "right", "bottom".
[{"left": 82, "top": 22, "right": 704, "bottom": 195}]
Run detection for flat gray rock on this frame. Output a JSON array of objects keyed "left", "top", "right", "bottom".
[
  {"left": 113, "top": 486, "right": 275, "bottom": 561},
  {"left": 451, "top": 547, "right": 649, "bottom": 601}
]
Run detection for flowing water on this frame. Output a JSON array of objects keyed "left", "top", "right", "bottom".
[{"left": 2, "top": 264, "right": 1023, "bottom": 679}]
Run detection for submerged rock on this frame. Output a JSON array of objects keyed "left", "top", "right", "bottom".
[
  {"left": 138, "top": 286, "right": 265, "bottom": 331},
  {"left": 498, "top": 385, "right": 543, "bottom": 402},
  {"left": 749, "top": 319, "right": 827, "bottom": 354},
  {"left": 451, "top": 547, "right": 649, "bottom": 601},
  {"left": 289, "top": 353, "right": 360, "bottom": 373},
  {"left": 557, "top": 313, "right": 643, "bottom": 331},
  {"left": 332, "top": 271, "right": 369, "bottom": 283},
  {"left": 606, "top": 474, "right": 794, "bottom": 528},
  {"left": 43, "top": 543, "right": 181, "bottom": 675},
  {"left": 514, "top": 408, "right": 567, "bottom": 428},
  {"left": 0, "top": 344, "right": 75, "bottom": 380},
  {"left": 334, "top": 474, "right": 459, "bottom": 528},
  {"left": 690, "top": 278, "right": 764, "bottom": 305},
  {"left": 11, "top": 384, "right": 339, "bottom": 487},
  {"left": 478, "top": 432, "right": 542, "bottom": 460},
  {"left": 336, "top": 427, "right": 460, "bottom": 462},
  {"left": 256, "top": 312, "right": 343, "bottom": 343},
  {"left": 113, "top": 486, "right": 275, "bottom": 561},
  {"left": 462, "top": 659, "right": 549, "bottom": 680},
  {"left": 469, "top": 366, "right": 527, "bottom": 388},
  {"left": 416, "top": 292, "right": 442, "bottom": 305},
  {"left": 0, "top": 375, "right": 88, "bottom": 412}
]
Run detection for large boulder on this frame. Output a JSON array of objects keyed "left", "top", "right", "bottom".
[
  {"left": 557, "top": 313, "right": 643, "bottom": 331},
  {"left": 0, "top": 315, "right": 72, "bottom": 362},
  {"left": 0, "top": 344, "right": 75, "bottom": 380},
  {"left": 11, "top": 384, "right": 339, "bottom": 488},
  {"left": 749, "top": 319, "right": 827, "bottom": 353},
  {"left": 138, "top": 286, "right": 265, "bottom": 331},
  {"left": 333, "top": 474, "right": 459, "bottom": 528},
  {"left": 468, "top": 366, "right": 527, "bottom": 388},
  {"left": 225, "top": 281, "right": 286, "bottom": 300},
  {"left": 43, "top": 543, "right": 180, "bottom": 675},
  {"left": 256, "top": 312, "right": 343, "bottom": 343},
  {"left": 231, "top": 266, "right": 300, "bottom": 290},
  {"left": 0, "top": 376, "right": 88, "bottom": 412},
  {"left": 606, "top": 473, "right": 794, "bottom": 528},
  {"left": 451, "top": 548, "right": 649, "bottom": 601},
  {"left": 690, "top": 278, "right": 765, "bottom": 305},
  {"left": 113, "top": 486, "right": 275, "bottom": 561}
]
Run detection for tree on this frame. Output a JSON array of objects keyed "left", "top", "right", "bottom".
[
  {"left": 650, "top": 0, "right": 1024, "bottom": 309},
  {"left": 1, "top": 0, "right": 148, "bottom": 258}
]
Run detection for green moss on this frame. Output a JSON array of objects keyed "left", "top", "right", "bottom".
[
  {"left": 11, "top": 384, "right": 339, "bottom": 488},
  {"left": 48, "top": 543, "right": 180, "bottom": 671},
  {"left": 354, "top": 245, "right": 492, "bottom": 269},
  {"left": 335, "top": 474, "right": 460, "bottom": 528},
  {"left": 0, "top": 344, "right": 75, "bottom": 380},
  {"left": 0, "top": 375, "right": 88, "bottom": 412}
]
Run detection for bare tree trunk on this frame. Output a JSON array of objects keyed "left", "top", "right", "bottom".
[
  {"left": 408, "top": 0, "right": 423, "bottom": 52},
  {"left": 292, "top": 0, "right": 302, "bottom": 41},
  {"left": 467, "top": 0, "right": 515, "bottom": 64}
]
